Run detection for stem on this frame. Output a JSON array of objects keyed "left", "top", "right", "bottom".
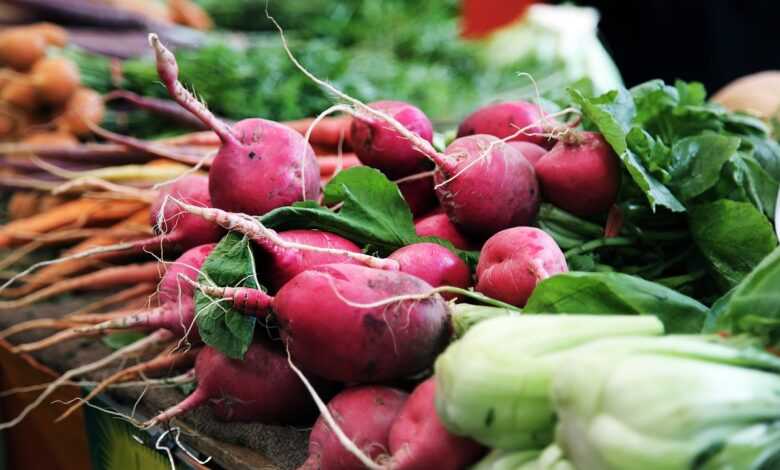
[
  {"left": 564, "top": 237, "right": 635, "bottom": 258},
  {"left": 537, "top": 204, "right": 604, "bottom": 238},
  {"left": 148, "top": 34, "right": 239, "bottom": 148},
  {"left": 143, "top": 385, "right": 208, "bottom": 429},
  {"left": 171, "top": 198, "right": 400, "bottom": 271},
  {"left": 443, "top": 288, "right": 522, "bottom": 311},
  {"left": 653, "top": 270, "right": 707, "bottom": 289}
]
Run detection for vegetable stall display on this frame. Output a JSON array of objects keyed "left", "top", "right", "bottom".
[{"left": 0, "top": 5, "right": 778, "bottom": 470}]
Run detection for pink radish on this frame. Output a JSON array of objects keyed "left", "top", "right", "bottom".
[
  {"left": 146, "top": 174, "right": 225, "bottom": 251},
  {"left": 193, "top": 263, "right": 451, "bottom": 383},
  {"left": 350, "top": 100, "right": 434, "bottom": 179},
  {"left": 457, "top": 100, "right": 555, "bottom": 148},
  {"left": 145, "top": 340, "right": 317, "bottom": 427},
  {"left": 149, "top": 34, "right": 320, "bottom": 216},
  {"left": 257, "top": 229, "right": 363, "bottom": 291},
  {"left": 387, "top": 378, "right": 484, "bottom": 470},
  {"left": 534, "top": 132, "right": 620, "bottom": 217},
  {"left": 414, "top": 213, "right": 473, "bottom": 250},
  {"left": 434, "top": 135, "right": 540, "bottom": 238},
  {"left": 476, "top": 227, "right": 568, "bottom": 307},
  {"left": 397, "top": 175, "right": 437, "bottom": 218},
  {"left": 273, "top": 33, "right": 542, "bottom": 238},
  {"left": 12, "top": 243, "right": 216, "bottom": 353},
  {"left": 300, "top": 386, "right": 408, "bottom": 470},
  {"left": 507, "top": 141, "right": 548, "bottom": 166},
  {"left": 388, "top": 243, "right": 470, "bottom": 299}
]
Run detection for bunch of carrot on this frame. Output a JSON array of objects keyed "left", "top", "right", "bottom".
[{"left": 0, "top": 23, "right": 106, "bottom": 145}]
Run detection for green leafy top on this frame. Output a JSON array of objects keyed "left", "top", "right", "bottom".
[{"left": 555, "top": 79, "right": 780, "bottom": 298}]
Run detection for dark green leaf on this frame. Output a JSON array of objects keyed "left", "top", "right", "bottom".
[
  {"left": 569, "top": 87, "right": 684, "bottom": 212},
  {"left": 743, "top": 135, "right": 780, "bottom": 181},
  {"left": 689, "top": 200, "right": 778, "bottom": 290},
  {"left": 620, "top": 149, "right": 685, "bottom": 212},
  {"left": 712, "top": 246, "right": 780, "bottom": 342},
  {"left": 261, "top": 167, "right": 417, "bottom": 253},
  {"left": 261, "top": 167, "right": 477, "bottom": 264},
  {"left": 102, "top": 331, "right": 146, "bottom": 350},
  {"left": 568, "top": 87, "right": 634, "bottom": 154},
  {"left": 666, "top": 134, "right": 741, "bottom": 201},
  {"left": 195, "top": 232, "right": 258, "bottom": 359},
  {"left": 626, "top": 127, "right": 672, "bottom": 182},
  {"left": 524, "top": 271, "right": 708, "bottom": 333}
]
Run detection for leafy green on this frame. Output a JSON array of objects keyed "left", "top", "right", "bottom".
[
  {"left": 195, "top": 232, "right": 258, "bottom": 359},
  {"left": 711, "top": 246, "right": 780, "bottom": 343},
  {"left": 524, "top": 271, "right": 708, "bottom": 333},
  {"left": 263, "top": 167, "right": 478, "bottom": 263},
  {"left": 688, "top": 200, "right": 777, "bottom": 289},
  {"left": 666, "top": 134, "right": 741, "bottom": 201},
  {"left": 262, "top": 167, "right": 416, "bottom": 253},
  {"left": 569, "top": 87, "right": 684, "bottom": 212}
]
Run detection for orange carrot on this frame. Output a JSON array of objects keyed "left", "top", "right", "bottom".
[
  {"left": 1, "top": 76, "right": 38, "bottom": 111},
  {"left": 283, "top": 115, "right": 353, "bottom": 148},
  {"left": 6, "top": 192, "right": 41, "bottom": 220},
  {"left": 26, "top": 23, "right": 69, "bottom": 47},
  {"left": 0, "top": 198, "right": 146, "bottom": 248},
  {"left": 31, "top": 57, "right": 80, "bottom": 105},
  {"left": 56, "top": 88, "right": 105, "bottom": 137},
  {"left": 4, "top": 210, "right": 151, "bottom": 296},
  {"left": 0, "top": 28, "right": 46, "bottom": 71},
  {"left": 169, "top": 0, "right": 213, "bottom": 30},
  {"left": 0, "top": 261, "right": 161, "bottom": 311},
  {"left": 318, "top": 154, "right": 361, "bottom": 176},
  {"left": 21, "top": 131, "right": 79, "bottom": 146}
]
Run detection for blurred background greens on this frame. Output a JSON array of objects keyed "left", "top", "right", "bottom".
[{"left": 67, "top": 0, "right": 619, "bottom": 136}]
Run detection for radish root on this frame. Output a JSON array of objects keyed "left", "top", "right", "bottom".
[
  {"left": 166, "top": 197, "right": 400, "bottom": 271},
  {"left": 284, "top": 343, "right": 384, "bottom": 470},
  {"left": 0, "top": 329, "right": 173, "bottom": 430}
]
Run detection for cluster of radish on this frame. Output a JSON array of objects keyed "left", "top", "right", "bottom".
[{"left": 0, "top": 30, "right": 622, "bottom": 469}]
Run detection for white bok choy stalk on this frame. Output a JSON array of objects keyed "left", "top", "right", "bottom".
[
  {"left": 433, "top": 314, "right": 664, "bottom": 450},
  {"left": 551, "top": 335, "right": 780, "bottom": 470}
]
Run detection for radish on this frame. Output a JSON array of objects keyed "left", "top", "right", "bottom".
[
  {"left": 388, "top": 243, "right": 471, "bottom": 299},
  {"left": 434, "top": 135, "right": 540, "bottom": 238},
  {"left": 387, "top": 378, "right": 484, "bottom": 470},
  {"left": 414, "top": 213, "right": 473, "bottom": 250},
  {"left": 476, "top": 227, "right": 568, "bottom": 307},
  {"left": 256, "top": 229, "right": 363, "bottom": 291},
  {"left": 193, "top": 263, "right": 451, "bottom": 382},
  {"left": 507, "top": 141, "right": 548, "bottom": 166},
  {"left": 11, "top": 243, "right": 216, "bottom": 353},
  {"left": 397, "top": 175, "right": 437, "bottom": 218},
  {"left": 273, "top": 30, "right": 542, "bottom": 238},
  {"left": 144, "top": 340, "right": 316, "bottom": 427},
  {"left": 300, "top": 386, "right": 408, "bottom": 470},
  {"left": 350, "top": 100, "right": 434, "bottom": 179},
  {"left": 146, "top": 175, "right": 225, "bottom": 251},
  {"left": 457, "top": 101, "right": 556, "bottom": 148},
  {"left": 148, "top": 34, "right": 320, "bottom": 215},
  {"left": 534, "top": 131, "right": 620, "bottom": 217}
]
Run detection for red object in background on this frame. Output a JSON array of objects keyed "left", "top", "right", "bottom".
[{"left": 461, "top": 0, "right": 539, "bottom": 39}]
